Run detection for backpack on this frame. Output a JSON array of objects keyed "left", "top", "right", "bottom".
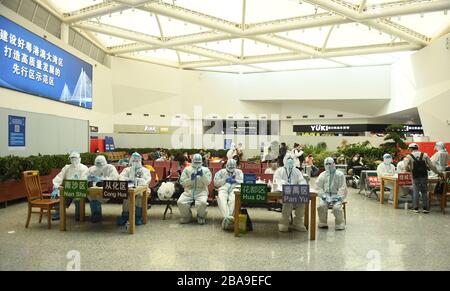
[{"left": 410, "top": 153, "right": 428, "bottom": 179}]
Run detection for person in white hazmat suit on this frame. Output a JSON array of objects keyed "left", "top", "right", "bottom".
[
  {"left": 274, "top": 152, "right": 308, "bottom": 232},
  {"left": 177, "top": 153, "right": 212, "bottom": 225},
  {"left": 51, "top": 151, "right": 88, "bottom": 221},
  {"left": 214, "top": 159, "right": 243, "bottom": 230},
  {"left": 117, "top": 152, "right": 151, "bottom": 226},
  {"left": 431, "top": 141, "right": 449, "bottom": 173},
  {"left": 377, "top": 153, "right": 396, "bottom": 200},
  {"left": 86, "top": 155, "right": 119, "bottom": 223},
  {"left": 316, "top": 157, "right": 347, "bottom": 230}
]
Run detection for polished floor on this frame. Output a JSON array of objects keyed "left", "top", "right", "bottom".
[{"left": 1, "top": 185, "right": 450, "bottom": 271}]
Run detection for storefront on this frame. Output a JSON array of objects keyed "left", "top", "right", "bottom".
[{"left": 293, "top": 124, "right": 424, "bottom": 137}]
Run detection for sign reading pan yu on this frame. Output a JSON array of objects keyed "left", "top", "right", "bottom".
[{"left": 282, "top": 184, "right": 310, "bottom": 204}]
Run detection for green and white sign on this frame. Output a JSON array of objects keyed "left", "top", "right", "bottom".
[
  {"left": 241, "top": 183, "right": 268, "bottom": 204},
  {"left": 63, "top": 180, "right": 88, "bottom": 199}
]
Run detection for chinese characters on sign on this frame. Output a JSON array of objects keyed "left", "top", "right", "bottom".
[
  {"left": 63, "top": 180, "right": 88, "bottom": 199},
  {"left": 1, "top": 27, "right": 63, "bottom": 87},
  {"left": 0, "top": 16, "right": 93, "bottom": 109},
  {"left": 102, "top": 180, "right": 128, "bottom": 200},
  {"left": 240, "top": 183, "right": 268, "bottom": 204},
  {"left": 398, "top": 173, "right": 412, "bottom": 187},
  {"left": 368, "top": 176, "right": 380, "bottom": 187},
  {"left": 282, "top": 184, "right": 310, "bottom": 204}
]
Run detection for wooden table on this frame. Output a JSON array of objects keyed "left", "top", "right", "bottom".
[
  {"left": 380, "top": 175, "right": 440, "bottom": 209},
  {"left": 59, "top": 185, "right": 148, "bottom": 234},
  {"left": 234, "top": 191, "right": 318, "bottom": 240}
]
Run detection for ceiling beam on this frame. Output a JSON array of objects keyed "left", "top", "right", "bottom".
[
  {"left": 179, "top": 42, "right": 419, "bottom": 69},
  {"left": 302, "top": 0, "right": 445, "bottom": 45}
]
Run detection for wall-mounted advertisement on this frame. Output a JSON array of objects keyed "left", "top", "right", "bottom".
[
  {"left": 0, "top": 16, "right": 93, "bottom": 109},
  {"left": 8, "top": 115, "right": 26, "bottom": 148}
]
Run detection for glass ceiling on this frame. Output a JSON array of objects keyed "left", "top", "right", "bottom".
[{"left": 46, "top": 0, "right": 450, "bottom": 73}]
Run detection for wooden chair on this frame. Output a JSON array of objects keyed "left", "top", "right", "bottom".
[{"left": 23, "top": 171, "right": 59, "bottom": 229}]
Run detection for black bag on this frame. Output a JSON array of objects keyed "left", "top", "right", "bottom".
[
  {"left": 410, "top": 153, "right": 428, "bottom": 179},
  {"left": 311, "top": 165, "right": 319, "bottom": 177},
  {"left": 434, "top": 180, "right": 445, "bottom": 196}
]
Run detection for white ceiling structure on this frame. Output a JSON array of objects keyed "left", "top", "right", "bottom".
[{"left": 38, "top": 0, "right": 450, "bottom": 73}]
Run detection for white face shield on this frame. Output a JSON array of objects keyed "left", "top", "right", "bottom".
[
  {"left": 192, "top": 154, "right": 203, "bottom": 169},
  {"left": 130, "top": 152, "right": 142, "bottom": 168},
  {"left": 69, "top": 152, "right": 81, "bottom": 166},
  {"left": 95, "top": 156, "right": 107, "bottom": 169},
  {"left": 383, "top": 154, "right": 392, "bottom": 165},
  {"left": 324, "top": 157, "right": 336, "bottom": 173},
  {"left": 226, "top": 159, "right": 237, "bottom": 173}
]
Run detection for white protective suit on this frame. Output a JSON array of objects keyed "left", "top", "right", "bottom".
[
  {"left": 86, "top": 155, "right": 119, "bottom": 222},
  {"left": 431, "top": 142, "right": 449, "bottom": 173},
  {"left": 316, "top": 157, "right": 347, "bottom": 230},
  {"left": 377, "top": 154, "right": 396, "bottom": 200},
  {"left": 87, "top": 155, "right": 119, "bottom": 202},
  {"left": 273, "top": 152, "right": 308, "bottom": 232},
  {"left": 226, "top": 143, "right": 237, "bottom": 160},
  {"left": 52, "top": 152, "right": 89, "bottom": 191},
  {"left": 117, "top": 152, "right": 151, "bottom": 226},
  {"left": 214, "top": 159, "right": 243, "bottom": 230},
  {"left": 51, "top": 152, "right": 88, "bottom": 220},
  {"left": 177, "top": 154, "right": 212, "bottom": 224}
]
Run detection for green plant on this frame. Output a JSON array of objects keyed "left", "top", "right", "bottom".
[
  {"left": 0, "top": 152, "right": 100, "bottom": 181},
  {"left": 336, "top": 141, "right": 384, "bottom": 169},
  {"left": 380, "top": 124, "right": 407, "bottom": 159},
  {"left": 115, "top": 148, "right": 228, "bottom": 159}
]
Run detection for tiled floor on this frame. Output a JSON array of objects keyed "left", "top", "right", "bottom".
[{"left": 1, "top": 186, "right": 450, "bottom": 271}]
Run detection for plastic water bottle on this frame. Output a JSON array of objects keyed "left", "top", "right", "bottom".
[
  {"left": 125, "top": 221, "right": 130, "bottom": 231},
  {"left": 404, "top": 202, "right": 408, "bottom": 210}
]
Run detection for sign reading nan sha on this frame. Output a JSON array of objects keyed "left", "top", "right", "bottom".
[{"left": 63, "top": 180, "right": 88, "bottom": 199}]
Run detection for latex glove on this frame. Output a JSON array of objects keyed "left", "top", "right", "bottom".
[
  {"left": 135, "top": 178, "right": 146, "bottom": 185},
  {"left": 51, "top": 187, "right": 59, "bottom": 199},
  {"left": 332, "top": 196, "right": 342, "bottom": 203},
  {"left": 88, "top": 175, "right": 100, "bottom": 183},
  {"left": 320, "top": 195, "right": 328, "bottom": 202},
  {"left": 191, "top": 173, "right": 197, "bottom": 181},
  {"left": 226, "top": 177, "right": 234, "bottom": 184},
  {"left": 197, "top": 169, "right": 203, "bottom": 177}
]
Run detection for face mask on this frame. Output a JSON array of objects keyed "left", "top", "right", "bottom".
[
  {"left": 384, "top": 159, "right": 392, "bottom": 165},
  {"left": 325, "top": 164, "right": 336, "bottom": 174},
  {"left": 226, "top": 166, "right": 236, "bottom": 173},
  {"left": 131, "top": 160, "right": 141, "bottom": 168},
  {"left": 70, "top": 157, "right": 80, "bottom": 166},
  {"left": 286, "top": 159, "right": 294, "bottom": 169},
  {"left": 192, "top": 162, "right": 202, "bottom": 169}
]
